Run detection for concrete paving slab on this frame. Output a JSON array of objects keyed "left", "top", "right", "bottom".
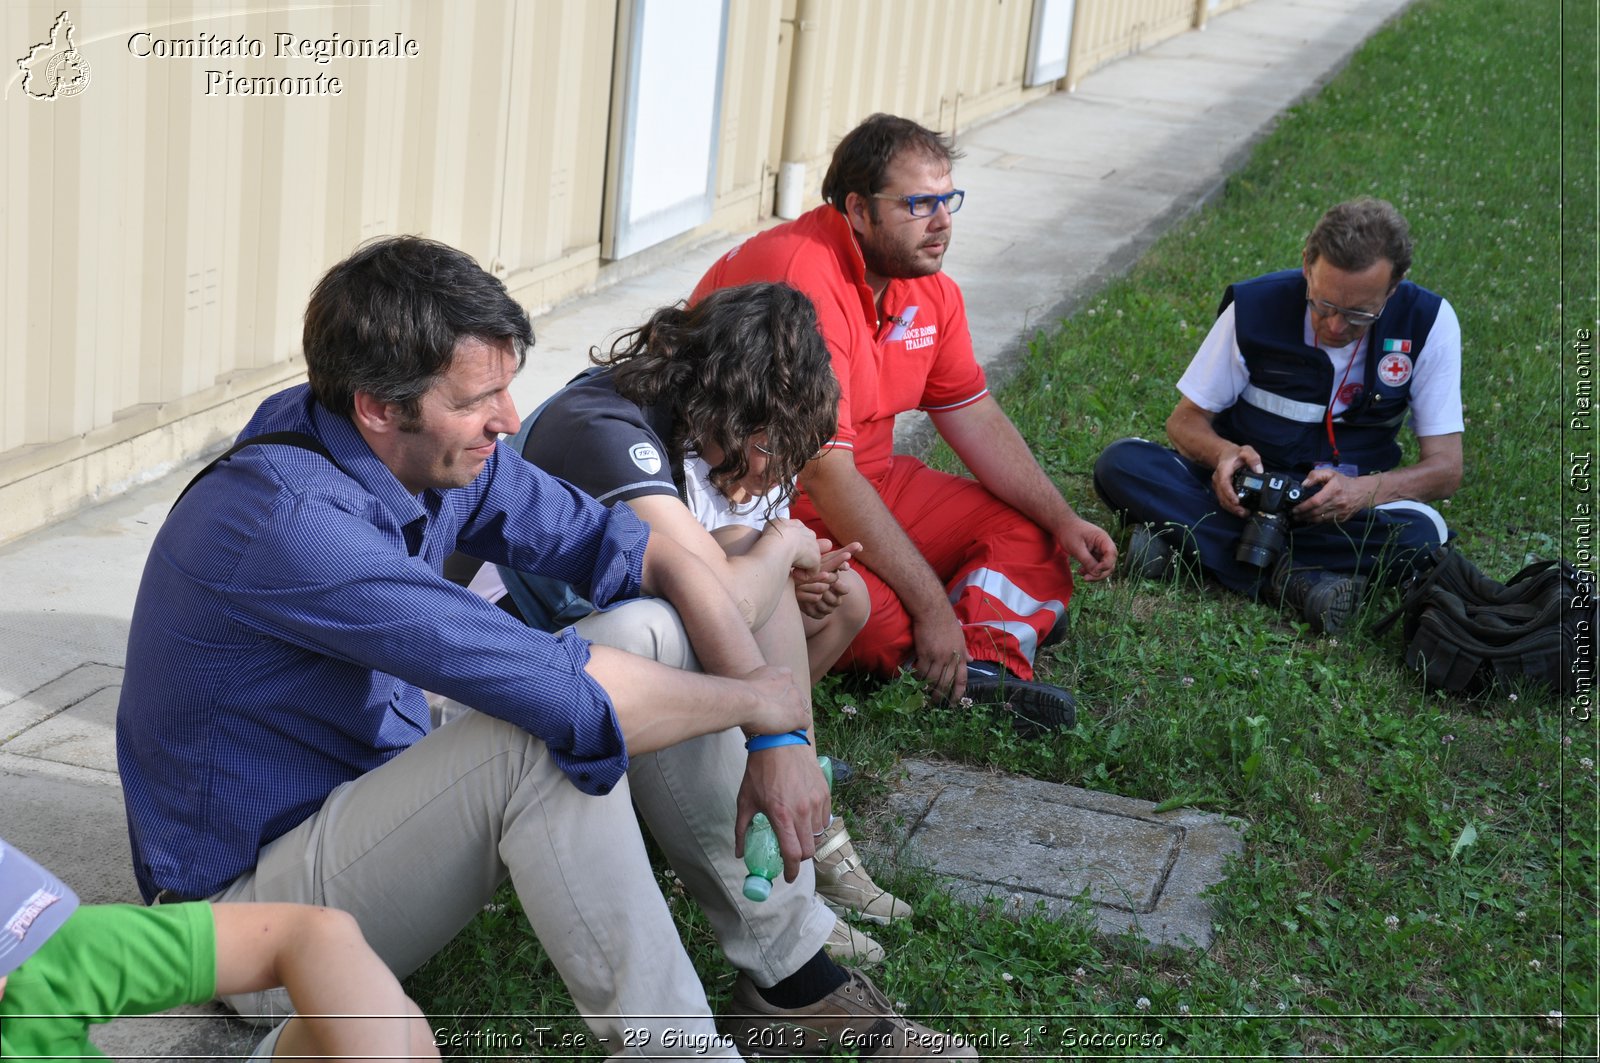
[
  {"left": 874, "top": 761, "right": 1247, "bottom": 950},
  {"left": 4, "top": 677, "right": 122, "bottom": 773},
  {"left": 0, "top": 662, "right": 124, "bottom": 744}
]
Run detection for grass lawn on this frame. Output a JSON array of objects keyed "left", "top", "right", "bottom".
[{"left": 408, "top": 0, "right": 1597, "bottom": 1056}]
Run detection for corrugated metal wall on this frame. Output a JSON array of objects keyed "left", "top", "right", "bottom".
[
  {"left": 1067, "top": 0, "right": 1199, "bottom": 87},
  {"left": 0, "top": 0, "right": 1251, "bottom": 542}
]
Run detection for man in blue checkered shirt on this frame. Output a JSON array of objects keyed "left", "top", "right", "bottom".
[{"left": 115, "top": 237, "right": 973, "bottom": 1060}]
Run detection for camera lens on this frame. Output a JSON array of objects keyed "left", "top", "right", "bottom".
[{"left": 1235, "top": 513, "right": 1289, "bottom": 568}]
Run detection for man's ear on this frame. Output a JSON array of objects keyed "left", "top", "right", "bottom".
[
  {"left": 844, "top": 191, "right": 871, "bottom": 235},
  {"left": 351, "top": 391, "right": 401, "bottom": 436}
]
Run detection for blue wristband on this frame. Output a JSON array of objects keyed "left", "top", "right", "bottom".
[{"left": 745, "top": 728, "right": 810, "bottom": 752}]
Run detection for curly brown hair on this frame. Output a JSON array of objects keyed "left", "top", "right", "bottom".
[{"left": 596, "top": 283, "right": 837, "bottom": 507}]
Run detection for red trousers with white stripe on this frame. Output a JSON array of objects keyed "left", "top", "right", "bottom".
[{"left": 792, "top": 456, "right": 1074, "bottom": 681}]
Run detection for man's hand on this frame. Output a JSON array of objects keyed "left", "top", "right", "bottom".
[
  {"left": 1059, "top": 516, "right": 1118, "bottom": 581},
  {"left": 792, "top": 540, "right": 861, "bottom": 619},
  {"left": 1294, "top": 467, "right": 1378, "bottom": 524},
  {"left": 910, "top": 603, "right": 971, "bottom": 703},
  {"left": 1210, "top": 444, "right": 1264, "bottom": 519},
  {"left": 738, "top": 664, "right": 812, "bottom": 736},
  {"left": 735, "top": 744, "right": 832, "bottom": 882}
]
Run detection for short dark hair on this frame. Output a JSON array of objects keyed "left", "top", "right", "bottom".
[
  {"left": 1304, "top": 198, "right": 1414, "bottom": 283},
  {"left": 598, "top": 283, "right": 837, "bottom": 506},
  {"left": 821, "top": 113, "right": 962, "bottom": 214},
  {"left": 303, "top": 236, "right": 533, "bottom": 421}
]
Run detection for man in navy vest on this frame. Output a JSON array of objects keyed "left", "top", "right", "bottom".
[{"left": 1093, "top": 198, "right": 1463, "bottom": 633}]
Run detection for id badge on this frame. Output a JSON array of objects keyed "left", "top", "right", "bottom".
[{"left": 1315, "top": 461, "right": 1360, "bottom": 478}]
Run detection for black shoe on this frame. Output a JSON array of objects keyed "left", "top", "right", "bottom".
[
  {"left": 1126, "top": 523, "right": 1176, "bottom": 580},
  {"left": 963, "top": 662, "right": 1077, "bottom": 737},
  {"left": 1270, "top": 558, "right": 1367, "bottom": 634}
]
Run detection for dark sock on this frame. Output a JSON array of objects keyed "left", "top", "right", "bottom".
[{"left": 756, "top": 948, "right": 849, "bottom": 1009}]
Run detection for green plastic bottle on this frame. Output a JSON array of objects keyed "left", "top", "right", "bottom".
[
  {"left": 742, "top": 812, "right": 781, "bottom": 901},
  {"left": 742, "top": 755, "right": 835, "bottom": 902}
]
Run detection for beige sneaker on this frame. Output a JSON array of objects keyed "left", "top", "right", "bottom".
[
  {"left": 723, "top": 968, "right": 977, "bottom": 1059},
  {"left": 824, "top": 917, "right": 885, "bottom": 967},
  {"left": 814, "top": 819, "right": 912, "bottom": 926}
]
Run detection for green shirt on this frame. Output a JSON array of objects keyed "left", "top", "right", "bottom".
[{"left": 0, "top": 903, "right": 216, "bottom": 1060}]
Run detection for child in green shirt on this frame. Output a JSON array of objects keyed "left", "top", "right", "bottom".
[{"left": 0, "top": 836, "right": 437, "bottom": 1061}]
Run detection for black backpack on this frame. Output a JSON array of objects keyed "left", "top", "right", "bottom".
[{"left": 1374, "top": 546, "right": 1596, "bottom": 697}]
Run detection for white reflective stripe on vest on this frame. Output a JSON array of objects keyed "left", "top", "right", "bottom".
[
  {"left": 1239, "top": 384, "right": 1325, "bottom": 423},
  {"left": 964, "top": 619, "right": 1041, "bottom": 666}
]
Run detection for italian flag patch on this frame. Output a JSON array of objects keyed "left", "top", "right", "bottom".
[{"left": 1383, "top": 338, "right": 1412, "bottom": 354}]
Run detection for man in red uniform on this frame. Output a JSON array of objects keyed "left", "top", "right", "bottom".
[{"left": 693, "top": 113, "right": 1116, "bottom": 732}]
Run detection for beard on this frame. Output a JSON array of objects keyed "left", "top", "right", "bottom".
[{"left": 858, "top": 211, "right": 947, "bottom": 280}]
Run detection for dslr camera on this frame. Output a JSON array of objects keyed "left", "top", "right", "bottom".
[{"left": 1231, "top": 468, "right": 1310, "bottom": 568}]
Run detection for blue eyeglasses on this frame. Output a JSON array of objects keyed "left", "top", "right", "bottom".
[{"left": 870, "top": 189, "right": 965, "bottom": 218}]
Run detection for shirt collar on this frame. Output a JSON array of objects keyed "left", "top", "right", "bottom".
[
  {"left": 308, "top": 399, "right": 429, "bottom": 527},
  {"left": 817, "top": 204, "right": 912, "bottom": 326}
]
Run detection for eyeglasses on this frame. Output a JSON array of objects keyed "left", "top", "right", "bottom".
[
  {"left": 750, "top": 438, "right": 828, "bottom": 462},
  {"left": 870, "top": 189, "right": 965, "bottom": 218},
  {"left": 1305, "top": 295, "right": 1387, "bottom": 328}
]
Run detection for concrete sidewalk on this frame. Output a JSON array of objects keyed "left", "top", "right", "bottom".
[{"left": 0, "top": 0, "right": 1411, "bottom": 1057}]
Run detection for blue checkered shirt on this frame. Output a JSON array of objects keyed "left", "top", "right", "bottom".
[{"left": 116, "top": 385, "right": 647, "bottom": 902}]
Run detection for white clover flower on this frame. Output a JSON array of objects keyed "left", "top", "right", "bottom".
[
  {"left": 1135, "top": 996, "right": 1151, "bottom": 1011},
  {"left": 1441, "top": 734, "right": 1455, "bottom": 744},
  {"left": 1582, "top": 757, "right": 1595, "bottom": 771},
  {"left": 958, "top": 697, "right": 974, "bottom": 709},
  {"left": 1181, "top": 676, "right": 1195, "bottom": 687},
  {"left": 1529, "top": 959, "right": 1541, "bottom": 970},
  {"left": 1178, "top": 1003, "right": 1191, "bottom": 1016},
  {"left": 1002, "top": 971, "right": 1015, "bottom": 983},
  {"left": 840, "top": 703, "right": 858, "bottom": 717},
  {"left": 1384, "top": 914, "right": 1400, "bottom": 932},
  {"left": 1074, "top": 966, "right": 1087, "bottom": 978}
]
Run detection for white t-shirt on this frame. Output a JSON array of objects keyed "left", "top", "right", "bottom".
[
  {"left": 682, "top": 454, "right": 789, "bottom": 532},
  {"left": 1177, "top": 300, "right": 1464, "bottom": 438}
]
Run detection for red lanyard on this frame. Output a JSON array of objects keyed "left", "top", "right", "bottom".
[{"left": 1323, "top": 334, "right": 1365, "bottom": 467}]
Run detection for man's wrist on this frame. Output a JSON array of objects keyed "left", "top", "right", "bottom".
[{"left": 745, "top": 729, "right": 811, "bottom": 752}]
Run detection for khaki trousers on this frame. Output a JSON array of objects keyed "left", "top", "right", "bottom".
[{"left": 217, "top": 599, "right": 831, "bottom": 1059}]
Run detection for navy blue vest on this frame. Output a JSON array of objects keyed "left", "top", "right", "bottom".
[{"left": 1211, "top": 269, "right": 1442, "bottom": 475}]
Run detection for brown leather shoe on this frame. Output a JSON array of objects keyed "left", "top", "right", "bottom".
[{"left": 723, "top": 968, "right": 977, "bottom": 1059}]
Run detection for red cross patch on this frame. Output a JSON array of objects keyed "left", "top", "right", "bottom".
[{"left": 1378, "top": 352, "right": 1413, "bottom": 386}]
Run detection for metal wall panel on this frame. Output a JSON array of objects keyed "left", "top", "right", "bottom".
[
  {"left": 0, "top": 0, "right": 1252, "bottom": 542},
  {"left": 1067, "top": 0, "right": 1197, "bottom": 87},
  {"left": 1, "top": 0, "right": 620, "bottom": 529}
]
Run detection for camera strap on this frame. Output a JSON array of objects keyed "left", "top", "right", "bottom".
[{"left": 1322, "top": 334, "right": 1367, "bottom": 468}]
